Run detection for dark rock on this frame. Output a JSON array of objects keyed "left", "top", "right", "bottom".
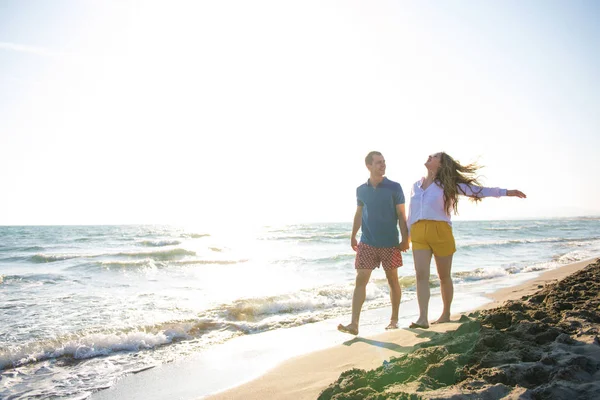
[
  {"left": 505, "top": 300, "right": 526, "bottom": 312},
  {"left": 425, "top": 356, "right": 459, "bottom": 386},
  {"left": 480, "top": 331, "right": 507, "bottom": 351},
  {"left": 564, "top": 355, "right": 599, "bottom": 375},
  {"left": 330, "top": 386, "right": 377, "bottom": 400},
  {"left": 482, "top": 311, "right": 512, "bottom": 330},
  {"left": 519, "top": 365, "right": 551, "bottom": 388},
  {"left": 528, "top": 293, "right": 547, "bottom": 304},
  {"left": 454, "top": 320, "right": 481, "bottom": 335},
  {"left": 531, "top": 310, "right": 546, "bottom": 320},
  {"left": 478, "top": 368, "right": 508, "bottom": 385},
  {"left": 458, "top": 314, "right": 471, "bottom": 322},
  {"left": 520, "top": 347, "right": 542, "bottom": 363},
  {"left": 540, "top": 355, "right": 557, "bottom": 365},
  {"left": 555, "top": 333, "right": 575, "bottom": 344},
  {"left": 535, "top": 328, "right": 561, "bottom": 344}
]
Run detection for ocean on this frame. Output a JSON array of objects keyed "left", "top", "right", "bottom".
[{"left": 1, "top": 218, "right": 599, "bottom": 399}]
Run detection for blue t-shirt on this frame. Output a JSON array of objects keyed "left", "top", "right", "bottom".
[{"left": 357, "top": 177, "right": 405, "bottom": 248}]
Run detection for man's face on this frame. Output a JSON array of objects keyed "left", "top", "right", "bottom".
[{"left": 367, "top": 154, "right": 386, "bottom": 176}]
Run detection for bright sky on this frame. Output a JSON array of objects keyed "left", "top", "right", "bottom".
[{"left": 1, "top": 0, "right": 599, "bottom": 226}]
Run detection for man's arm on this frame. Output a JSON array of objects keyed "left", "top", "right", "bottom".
[
  {"left": 396, "top": 203, "right": 409, "bottom": 252},
  {"left": 351, "top": 206, "right": 363, "bottom": 251}
]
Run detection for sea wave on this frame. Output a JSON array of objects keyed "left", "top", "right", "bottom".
[
  {"left": 181, "top": 233, "right": 210, "bottom": 239},
  {"left": 0, "top": 318, "right": 234, "bottom": 373},
  {"left": 455, "top": 248, "right": 597, "bottom": 282},
  {"left": 138, "top": 240, "right": 182, "bottom": 247},
  {"left": 99, "top": 259, "right": 163, "bottom": 269},
  {"left": 453, "top": 266, "right": 512, "bottom": 282},
  {"left": 210, "top": 281, "right": 399, "bottom": 328},
  {"left": 0, "top": 274, "right": 66, "bottom": 285},
  {"left": 309, "top": 253, "right": 356, "bottom": 264},
  {"left": 99, "top": 258, "right": 247, "bottom": 269},
  {"left": 555, "top": 250, "right": 593, "bottom": 263},
  {"left": 482, "top": 227, "right": 524, "bottom": 231},
  {"left": 172, "top": 259, "right": 246, "bottom": 265},
  {"left": 1, "top": 246, "right": 46, "bottom": 252},
  {"left": 369, "top": 276, "right": 438, "bottom": 289},
  {"left": 0, "top": 307, "right": 337, "bottom": 373},
  {"left": 262, "top": 233, "right": 351, "bottom": 242},
  {"left": 115, "top": 248, "right": 196, "bottom": 260},
  {"left": 30, "top": 254, "right": 83, "bottom": 263},
  {"left": 26, "top": 248, "right": 198, "bottom": 264},
  {"left": 459, "top": 236, "right": 597, "bottom": 249},
  {"left": 219, "top": 290, "right": 351, "bottom": 322},
  {"left": 0, "top": 323, "right": 195, "bottom": 371}
]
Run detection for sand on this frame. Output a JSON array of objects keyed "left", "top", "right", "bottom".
[{"left": 206, "top": 257, "right": 600, "bottom": 400}]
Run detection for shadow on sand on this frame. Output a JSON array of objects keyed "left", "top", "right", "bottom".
[{"left": 342, "top": 337, "right": 411, "bottom": 354}]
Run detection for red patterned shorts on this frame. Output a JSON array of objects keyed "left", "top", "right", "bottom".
[{"left": 355, "top": 242, "right": 403, "bottom": 271}]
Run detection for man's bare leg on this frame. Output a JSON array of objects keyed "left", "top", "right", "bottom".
[
  {"left": 338, "top": 269, "right": 372, "bottom": 335},
  {"left": 384, "top": 267, "right": 401, "bottom": 329}
]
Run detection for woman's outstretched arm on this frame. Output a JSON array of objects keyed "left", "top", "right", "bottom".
[
  {"left": 506, "top": 189, "right": 527, "bottom": 198},
  {"left": 457, "top": 184, "right": 526, "bottom": 199}
]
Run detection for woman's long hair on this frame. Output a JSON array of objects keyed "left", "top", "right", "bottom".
[{"left": 436, "top": 152, "right": 484, "bottom": 215}]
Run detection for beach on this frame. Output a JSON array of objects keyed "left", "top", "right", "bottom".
[
  {"left": 2, "top": 221, "right": 599, "bottom": 399},
  {"left": 207, "top": 257, "right": 600, "bottom": 399}
]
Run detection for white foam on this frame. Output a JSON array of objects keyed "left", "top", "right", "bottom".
[
  {"left": 0, "top": 331, "right": 184, "bottom": 370},
  {"left": 90, "top": 292, "right": 489, "bottom": 400}
]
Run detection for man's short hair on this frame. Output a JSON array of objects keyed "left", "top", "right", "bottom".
[{"left": 365, "top": 151, "right": 382, "bottom": 166}]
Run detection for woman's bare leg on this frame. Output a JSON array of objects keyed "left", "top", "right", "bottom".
[
  {"left": 412, "top": 249, "right": 433, "bottom": 327},
  {"left": 432, "top": 254, "right": 453, "bottom": 324}
]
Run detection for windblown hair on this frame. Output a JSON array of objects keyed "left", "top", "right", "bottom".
[
  {"left": 436, "top": 152, "right": 484, "bottom": 215},
  {"left": 365, "top": 151, "right": 382, "bottom": 166}
]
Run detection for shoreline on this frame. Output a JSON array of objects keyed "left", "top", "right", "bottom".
[
  {"left": 89, "top": 257, "right": 599, "bottom": 400},
  {"left": 478, "top": 257, "right": 598, "bottom": 311},
  {"left": 205, "top": 256, "right": 599, "bottom": 400}
]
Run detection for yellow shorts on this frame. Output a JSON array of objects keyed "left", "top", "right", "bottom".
[{"left": 410, "top": 220, "right": 456, "bottom": 256}]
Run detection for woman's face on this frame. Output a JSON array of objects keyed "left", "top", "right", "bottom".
[{"left": 425, "top": 152, "right": 442, "bottom": 172}]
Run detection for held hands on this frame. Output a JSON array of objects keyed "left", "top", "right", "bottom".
[
  {"left": 399, "top": 239, "right": 409, "bottom": 252},
  {"left": 352, "top": 237, "right": 410, "bottom": 252},
  {"left": 507, "top": 189, "right": 527, "bottom": 199},
  {"left": 351, "top": 237, "right": 359, "bottom": 252}
]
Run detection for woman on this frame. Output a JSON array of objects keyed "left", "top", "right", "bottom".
[{"left": 407, "top": 152, "right": 526, "bottom": 328}]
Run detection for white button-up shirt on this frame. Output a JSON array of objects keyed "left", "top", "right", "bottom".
[{"left": 407, "top": 178, "right": 507, "bottom": 229}]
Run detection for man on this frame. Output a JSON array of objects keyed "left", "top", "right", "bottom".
[{"left": 337, "top": 151, "right": 409, "bottom": 335}]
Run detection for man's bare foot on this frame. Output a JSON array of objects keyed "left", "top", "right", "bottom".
[
  {"left": 337, "top": 323, "right": 359, "bottom": 335},
  {"left": 385, "top": 320, "right": 399, "bottom": 330},
  {"left": 431, "top": 315, "right": 451, "bottom": 324},
  {"left": 409, "top": 321, "right": 429, "bottom": 329}
]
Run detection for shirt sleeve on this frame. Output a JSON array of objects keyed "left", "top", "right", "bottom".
[
  {"left": 458, "top": 183, "right": 507, "bottom": 198},
  {"left": 394, "top": 183, "right": 405, "bottom": 205},
  {"left": 356, "top": 187, "right": 364, "bottom": 207}
]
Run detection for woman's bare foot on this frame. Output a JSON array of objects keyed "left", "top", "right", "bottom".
[
  {"left": 409, "top": 320, "right": 429, "bottom": 329},
  {"left": 337, "top": 323, "right": 359, "bottom": 335},
  {"left": 385, "top": 320, "right": 399, "bottom": 330},
  {"left": 431, "top": 314, "right": 451, "bottom": 324}
]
